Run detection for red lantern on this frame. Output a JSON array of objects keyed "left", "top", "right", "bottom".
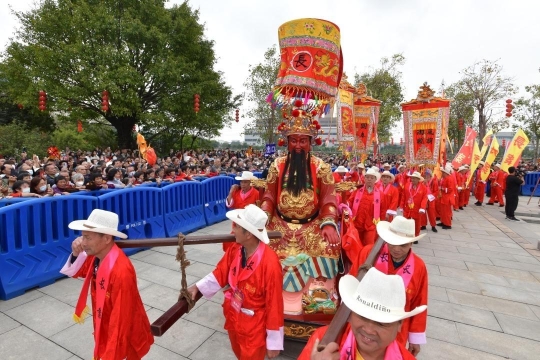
[
  {"left": 38, "top": 90, "right": 47, "bottom": 111},
  {"left": 315, "top": 137, "right": 322, "bottom": 146},
  {"left": 278, "top": 138, "right": 285, "bottom": 147},
  {"left": 194, "top": 94, "right": 200, "bottom": 114},
  {"left": 101, "top": 90, "right": 109, "bottom": 112},
  {"left": 506, "top": 99, "right": 513, "bottom": 104},
  {"left": 400, "top": 138, "right": 403, "bottom": 146},
  {"left": 502, "top": 139, "right": 506, "bottom": 147},
  {"left": 331, "top": 138, "right": 335, "bottom": 144},
  {"left": 294, "top": 99, "right": 303, "bottom": 108},
  {"left": 235, "top": 109, "right": 239, "bottom": 122},
  {"left": 77, "top": 120, "right": 83, "bottom": 133},
  {"left": 505, "top": 100, "right": 514, "bottom": 117},
  {"left": 17, "top": 103, "right": 23, "bottom": 109},
  {"left": 458, "top": 118, "right": 464, "bottom": 130}
]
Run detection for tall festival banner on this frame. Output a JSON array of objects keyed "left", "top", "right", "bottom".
[
  {"left": 401, "top": 83, "right": 450, "bottom": 168},
  {"left": 501, "top": 129, "right": 530, "bottom": 172},
  {"left": 479, "top": 130, "right": 494, "bottom": 160},
  {"left": 353, "top": 83, "right": 380, "bottom": 162},
  {"left": 451, "top": 127, "right": 477, "bottom": 169},
  {"left": 337, "top": 75, "right": 356, "bottom": 157},
  {"left": 480, "top": 136, "right": 500, "bottom": 181},
  {"left": 466, "top": 140, "right": 482, "bottom": 186}
]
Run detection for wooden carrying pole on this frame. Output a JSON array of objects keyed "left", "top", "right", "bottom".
[
  {"left": 116, "top": 231, "right": 282, "bottom": 336},
  {"left": 317, "top": 236, "right": 386, "bottom": 351}
]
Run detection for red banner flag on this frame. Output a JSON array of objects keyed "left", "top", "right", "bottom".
[{"left": 451, "top": 127, "right": 477, "bottom": 168}]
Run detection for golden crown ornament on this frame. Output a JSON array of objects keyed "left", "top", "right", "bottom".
[{"left": 276, "top": 99, "right": 323, "bottom": 147}]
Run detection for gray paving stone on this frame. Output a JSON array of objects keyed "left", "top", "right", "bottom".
[
  {"left": 37, "top": 277, "right": 89, "bottom": 307},
  {"left": 130, "top": 258, "right": 157, "bottom": 274},
  {"left": 137, "top": 264, "right": 198, "bottom": 290},
  {"left": 429, "top": 273, "right": 482, "bottom": 294},
  {"left": 428, "top": 299, "right": 502, "bottom": 331},
  {"left": 506, "top": 277, "right": 540, "bottom": 293},
  {"left": 419, "top": 254, "right": 468, "bottom": 270},
  {"left": 136, "top": 250, "right": 180, "bottom": 272},
  {"left": 184, "top": 261, "right": 216, "bottom": 278},
  {"left": 0, "top": 289, "right": 44, "bottom": 312},
  {"left": 495, "top": 313, "right": 540, "bottom": 341},
  {"left": 425, "top": 316, "right": 460, "bottom": 345},
  {"left": 188, "top": 331, "right": 237, "bottom": 360},
  {"left": 152, "top": 245, "right": 178, "bottom": 256},
  {"left": 128, "top": 249, "right": 152, "bottom": 260},
  {"left": 490, "top": 258, "right": 540, "bottom": 273},
  {"left": 456, "top": 246, "right": 519, "bottom": 261},
  {"left": 438, "top": 265, "right": 511, "bottom": 287},
  {"left": 140, "top": 283, "right": 205, "bottom": 312},
  {"left": 433, "top": 250, "right": 494, "bottom": 265},
  {"left": 456, "top": 322, "right": 540, "bottom": 360},
  {"left": 418, "top": 338, "right": 507, "bottom": 360},
  {"left": 66, "top": 356, "right": 83, "bottom": 360},
  {"left": 185, "top": 248, "right": 224, "bottom": 267},
  {"left": 412, "top": 247, "right": 434, "bottom": 257},
  {"left": 0, "top": 312, "right": 20, "bottom": 335},
  {"left": 5, "top": 295, "right": 76, "bottom": 338},
  {"left": 0, "top": 326, "right": 73, "bottom": 360},
  {"left": 428, "top": 285, "right": 448, "bottom": 302},
  {"left": 415, "top": 241, "right": 459, "bottom": 253},
  {"left": 497, "top": 241, "right": 523, "bottom": 248},
  {"left": 446, "top": 289, "right": 538, "bottom": 320},
  {"left": 465, "top": 262, "right": 538, "bottom": 281},
  {"left": 146, "top": 308, "right": 215, "bottom": 358},
  {"left": 49, "top": 320, "right": 94, "bottom": 358},
  {"left": 478, "top": 282, "right": 540, "bottom": 306},
  {"left": 144, "top": 344, "right": 189, "bottom": 359},
  {"left": 478, "top": 244, "right": 529, "bottom": 255},
  {"left": 529, "top": 305, "right": 540, "bottom": 320},
  {"left": 513, "top": 254, "right": 540, "bottom": 264},
  {"left": 424, "top": 263, "right": 440, "bottom": 275},
  {"left": 184, "top": 298, "right": 226, "bottom": 333},
  {"left": 430, "top": 238, "right": 481, "bottom": 249}
]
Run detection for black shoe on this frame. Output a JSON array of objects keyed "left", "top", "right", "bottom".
[
  {"left": 432, "top": 226, "right": 438, "bottom": 233},
  {"left": 437, "top": 222, "right": 444, "bottom": 226},
  {"left": 420, "top": 226, "right": 426, "bottom": 230},
  {"left": 413, "top": 241, "right": 419, "bottom": 244},
  {"left": 499, "top": 205, "right": 505, "bottom": 207},
  {"left": 436, "top": 217, "right": 440, "bottom": 221},
  {"left": 442, "top": 225, "right": 452, "bottom": 229},
  {"left": 459, "top": 207, "right": 464, "bottom": 210},
  {"left": 486, "top": 203, "right": 494, "bottom": 206},
  {"left": 509, "top": 217, "right": 519, "bottom": 221},
  {"left": 475, "top": 202, "right": 482, "bottom": 206},
  {"left": 494, "top": 201, "right": 499, "bottom": 203}
]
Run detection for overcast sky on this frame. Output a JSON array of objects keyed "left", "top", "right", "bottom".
[{"left": 1, "top": 0, "right": 539, "bottom": 141}]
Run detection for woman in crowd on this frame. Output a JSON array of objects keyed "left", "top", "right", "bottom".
[
  {"left": 85, "top": 172, "right": 112, "bottom": 190},
  {"left": 30, "top": 176, "right": 55, "bottom": 196},
  {"left": 52, "top": 175, "right": 78, "bottom": 195},
  {"left": 9, "top": 180, "right": 42, "bottom": 198},
  {"left": 107, "top": 168, "right": 133, "bottom": 189},
  {"left": 71, "top": 173, "right": 86, "bottom": 190}
]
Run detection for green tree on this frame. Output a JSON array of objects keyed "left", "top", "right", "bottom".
[
  {"left": 444, "top": 83, "right": 476, "bottom": 147},
  {"left": 0, "top": 93, "right": 55, "bottom": 132},
  {"left": 453, "top": 59, "right": 516, "bottom": 145},
  {"left": 0, "top": 0, "right": 238, "bottom": 150},
  {"left": 0, "top": 122, "right": 51, "bottom": 157},
  {"left": 354, "top": 54, "right": 406, "bottom": 142},
  {"left": 513, "top": 85, "right": 540, "bottom": 163},
  {"left": 243, "top": 46, "right": 280, "bottom": 144}
]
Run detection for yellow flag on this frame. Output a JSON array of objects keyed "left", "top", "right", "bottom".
[
  {"left": 500, "top": 129, "right": 529, "bottom": 172},
  {"left": 479, "top": 130, "right": 493, "bottom": 160},
  {"left": 466, "top": 140, "right": 481, "bottom": 186},
  {"left": 136, "top": 132, "right": 148, "bottom": 159},
  {"left": 480, "top": 136, "right": 499, "bottom": 181}
]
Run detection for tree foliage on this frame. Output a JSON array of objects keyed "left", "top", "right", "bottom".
[
  {"left": 0, "top": 0, "right": 239, "bottom": 150},
  {"left": 354, "top": 54, "right": 406, "bottom": 142},
  {"left": 443, "top": 83, "right": 476, "bottom": 147},
  {"left": 453, "top": 59, "right": 516, "bottom": 145},
  {"left": 513, "top": 84, "right": 540, "bottom": 163},
  {"left": 243, "top": 46, "right": 280, "bottom": 144}
]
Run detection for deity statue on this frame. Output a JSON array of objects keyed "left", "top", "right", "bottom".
[{"left": 261, "top": 101, "right": 341, "bottom": 315}]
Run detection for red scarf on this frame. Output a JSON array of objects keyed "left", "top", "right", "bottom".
[
  {"left": 227, "top": 243, "right": 265, "bottom": 293},
  {"left": 375, "top": 243, "right": 415, "bottom": 287},
  {"left": 73, "top": 244, "right": 120, "bottom": 360}
]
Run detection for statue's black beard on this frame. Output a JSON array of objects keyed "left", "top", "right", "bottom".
[{"left": 283, "top": 150, "right": 312, "bottom": 197}]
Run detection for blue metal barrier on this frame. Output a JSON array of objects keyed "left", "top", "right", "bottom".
[
  {"left": 522, "top": 172, "right": 540, "bottom": 196},
  {"left": 202, "top": 176, "right": 234, "bottom": 226},
  {"left": 98, "top": 187, "right": 165, "bottom": 255},
  {"left": 137, "top": 182, "right": 158, "bottom": 188},
  {"left": 163, "top": 182, "right": 206, "bottom": 237},
  {"left": 75, "top": 189, "right": 118, "bottom": 197},
  {"left": 0, "top": 195, "right": 98, "bottom": 300},
  {"left": 0, "top": 198, "right": 36, "bottom": 208},
  {"left": 253, "top": 172, "right": 263, "bottom": 179}
]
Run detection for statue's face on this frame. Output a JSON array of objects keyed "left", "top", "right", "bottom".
[{"left": 288, "top": 134, "right": 311, "bottom": 153}]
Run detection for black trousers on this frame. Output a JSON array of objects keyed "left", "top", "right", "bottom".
[{"left": 505, "top": 194, "right": 519, "bottom": 218}]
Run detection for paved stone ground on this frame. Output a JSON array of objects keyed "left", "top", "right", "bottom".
[{"left": 1, "top": 195, "right": 539, "bottom": 359}]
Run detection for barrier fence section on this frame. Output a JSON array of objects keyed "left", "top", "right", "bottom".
[
  {"left": 0, "top": 196, "right": 98, "bottom": 300},
  {"left": 163, "top": 182, "right": 206, "bottom": 237},
  {"left": 522, "top": 172, "right": 540, "bottom": 196},
  {"left": 202, "top": 177, "right": 234, "bottom": 226}
]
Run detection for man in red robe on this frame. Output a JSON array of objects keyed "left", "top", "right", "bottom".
[
  {"left": 394, "top": 164, "right": 407, "bottom": 206},
  {"left": 299, "top": 266, "right": 426, "bottom": 360},
  {"left": 401, "top": 171, "right": 428, "bottom": 237},
  {"left": 456, "top": 166, "right": 468, "bottom": 210},
  {"left": 438, "top": 165, "right": 456, "bottom": 229},
  {"left": 423, "top": 169, "right": 439, "bottom": 233},
  {"left": 341, "top": 216, "right": 428, "bottom": 358},
  {"left": 345, "top": 168, "right": 388, "bottom": 246},
  {"left": 188, "top": 205, "right": 284, "bottom": 360},
  {"left": 380, "top": 170, "right": 399, "bottom": 221},
  {"left": 487, "top": 163, "right": 506, "bottom": 207},
  {"left": 474, "top": 161, "right": 486, "bottom": 206},
  {"left": 60, "top": 209, "right": 154, "bottom": 360},
  {"left": 224, "top": 171, "right": 260, "bottom": 251}
]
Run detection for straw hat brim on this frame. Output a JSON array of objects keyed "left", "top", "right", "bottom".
[
  {"left": 339, "top": 275, "right": 427, "bottom": 323},
  {"left": 226, "top": 209, "right": 269, "bottom": 244},
  {"left": 376, "top": 221, "right": 425, "bottom": 245},
  {"left": 69, "top": 220, "right": 128, "bottom": 239}
]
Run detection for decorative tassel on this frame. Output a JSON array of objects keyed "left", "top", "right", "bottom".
[
  {"left": 266, "top": 92, "right": 273, "bottom": 103},
  {"left": 73, "top": 305, "right": 90, "bottom": 324}
]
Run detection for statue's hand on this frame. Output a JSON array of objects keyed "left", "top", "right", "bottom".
[{"left": 322, "top": 225, "right": 340, "bottom": 246}]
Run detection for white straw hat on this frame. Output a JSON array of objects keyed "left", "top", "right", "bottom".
[
  {"left": 376, "top": 216, "right": 425, "bottom": 245},
  {"left": 364, "top": 168, "right": 381, "bottom": 182},
  {"left": 441, "top": 164, "right": 453, "bottom": 175},
  {"left": 494, "top": 163, "right": 501, "bottom": 168},
  {"left": 69, "top": 209, "right": 128, "bottom": 239},
  {"left": 357, "top": 163, "right": 365, "bottom": 169},
  {"left": 458, "top": 166, "right": 468, "bottom": 172},
  {"left": 407, "top": 171, "right": 424, "bottom": 181},
  {"left": 334, "top": 166, "right": 348, "bottom": 173},
  {"left": 235, "top": 171, "right": 256, "bottom": 181},
  {"left": 340, "top": 269, "right": 427, "bottom": 323},
  {"left": 383, "top": 163, "right": 391, "bottom": 168},
  {"left": 381, "top": 170, "right": 395, "bottom": 181},
  {"left": 226, "top": 204, "right": 269, "bottom": 243}
]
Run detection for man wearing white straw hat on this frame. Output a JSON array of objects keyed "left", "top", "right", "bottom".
[
  {"left": 401, "top": 171, "right": 428, "bottom": 237},
  {"left": 343, "top": 216, "right": 428, "bottom": 358},
  {"left": 438, "top": 164, "right": 456, "bottom": 229},
  {"left": 187, "top": 204, "right": 284, "bottom": 359},
  {"left": 60, "top": 209, "right": 154, "bottom": 360},
  {"left": 224, "top": 171, "right": 260, "bottom": 251},
  {"left": 394, "top": 164, "right": 408, "bottom": 206},
  {"left": 299, "top": 267, "right": 426, "bottom": 359},
  {"left": 380, "top": 170, "right": 399, "bottom": 222},
  {"left": 474, "top": 161, "right": 486, "bottom": 206},
  {"left": 487, "top": 163, "right": 507, "bottom": 207}
]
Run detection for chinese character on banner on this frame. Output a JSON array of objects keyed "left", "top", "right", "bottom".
[{"left": 265, "top": 143, "right": 276, "bottom": 156}]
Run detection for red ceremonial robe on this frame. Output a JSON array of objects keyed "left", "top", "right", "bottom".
[
  {"left": 488, "top": 170, "right": 506, "bottom": 206},
  {"left": 350, "top": 245, "right": 428, "bottom": 347},
  {"left": 401, "top": 183, "right": 428, "bottom": 236},
  {"left": 298, "top": 324, "right": 415, "bottom": 360},
  {"left": 60, "top": 251, "right": 154, "bottom": 360},
  {"left": 196, "top": 243, "right": 284, "bottom": 360},
  {"left": 381, "top": 183, "right": 399, "bottom": 221},
  {"left": 347, "top": 187, "right": 388, "bottom": 246},
  {"left": 475, "top": 169, "right": 486, "bottom": 203},
  {"left": 439, "top": 175, "right": 456, "bottom": 226}
]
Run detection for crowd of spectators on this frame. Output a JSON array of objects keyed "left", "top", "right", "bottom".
[{"left": 1, "top": 146, "right": 537, "bottom": 199}]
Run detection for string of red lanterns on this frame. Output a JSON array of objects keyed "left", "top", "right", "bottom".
[
  {"left": 235, "top": 109, "right": 239, "bottom": 123},
  {"left": 38, "top": 90, "right": 47, "bottom": 111},
  {"left": 194, "top": 94, "right": 200, "bottom": 114},
  {"left": 505, "top": 99, "right": 513, "bottom": 117},
  {"left": 102, "top": 90, "right": 109, "bottom": 112},
  {"left": 458, "top": 118, "right": 464, "bottom": 130}
]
